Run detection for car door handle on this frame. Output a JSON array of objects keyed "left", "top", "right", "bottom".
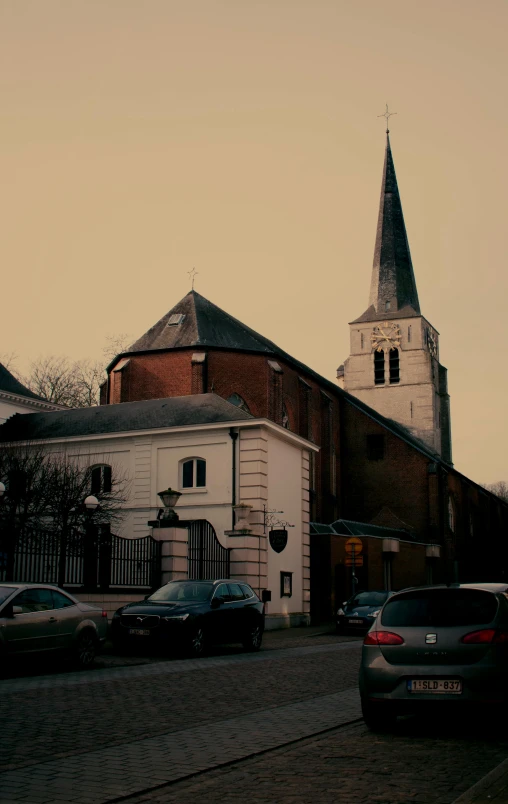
[{"left": 48, "top": 617, "right": 58, "bottom": 623}]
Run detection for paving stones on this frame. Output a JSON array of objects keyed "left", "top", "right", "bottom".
[{"left": 0, "top": 687, "right": 361, "bottom": 804}]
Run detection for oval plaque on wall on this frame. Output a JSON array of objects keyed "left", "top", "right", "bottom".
[{"left": 269, "top": 529, "right": 288, "bottom": 553}]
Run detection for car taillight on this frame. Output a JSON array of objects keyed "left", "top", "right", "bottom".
[
  {"left": 364, "top": 631, "right": 404, "bottom": 646},
  {"left": 102, "top": 610, "right": 108, "bottom": 618},
  {"left": 462, "top": 629, "right": 508, "bottom": 644}
]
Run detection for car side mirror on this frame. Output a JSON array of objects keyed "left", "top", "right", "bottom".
[
  {"left": 211, "top": 597, "right": 223, "bottom": 609},
  {"left": 12, "top": 605, "right": 22, "bottom": 616}
]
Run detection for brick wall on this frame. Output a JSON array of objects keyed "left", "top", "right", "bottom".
[{"left": 104, "top": 345, "right": 508, "bottom": 582}]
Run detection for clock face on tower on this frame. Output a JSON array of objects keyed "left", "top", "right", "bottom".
[{"left": 370, "top": 322, "right": 401, "bottom": 352}]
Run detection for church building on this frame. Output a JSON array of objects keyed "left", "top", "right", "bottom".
[{"left": 97, "top": 134, "right": 508, "bottom": 594}]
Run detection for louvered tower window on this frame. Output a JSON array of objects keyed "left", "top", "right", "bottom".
[
  {"left": 389, "top": 348, "right": 400, "bottom": 384},
  {"left": 374, "top": 350, "right": 385, "bottom": 385}
]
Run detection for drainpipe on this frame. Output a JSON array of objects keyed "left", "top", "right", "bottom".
[{"left": 229, "top": 428, "right": 239, "bottom": 530}]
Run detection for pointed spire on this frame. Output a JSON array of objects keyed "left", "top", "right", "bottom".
[{"left": 368, "top": 133, "right": 420, "bottom": 317}]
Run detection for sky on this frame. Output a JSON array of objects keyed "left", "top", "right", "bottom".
[{"left": 1, "top": 0, "right": 507, "bottom": 485}]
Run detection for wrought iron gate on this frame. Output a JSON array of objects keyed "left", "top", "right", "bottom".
[{"left": 180, "top": 519, "right": 231, "bottom": 580}]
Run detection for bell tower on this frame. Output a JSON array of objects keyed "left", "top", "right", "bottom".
[{"left": 338, "top": 133, "right": 452, "bottom": 463}]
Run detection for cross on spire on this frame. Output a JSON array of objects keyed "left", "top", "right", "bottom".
[
  {"left": 378, "top": 103, "right": 397, "bottom": 134},
  {"left": 187, "top": 267, "right": 198, "bottom": 290}
]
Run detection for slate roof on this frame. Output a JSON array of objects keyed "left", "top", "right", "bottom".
[
  {"left": 0, "top": 394, "right": 253, "bottom": 442},
  {"left": 353, "top": 134, "right": 420, "bottom": 324},
  {"left": 0, "top": 363, "right": 46, "bottom": 401},
  {"left": 125, "top": 290, "right": 280, "bottom": 357},
  {"left": 111, "top": 283, "right": 444, "bottom": 465}
]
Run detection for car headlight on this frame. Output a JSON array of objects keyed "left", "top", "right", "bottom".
[
  {"left": 163, "top": 614, "right": 190, "bottom": 621},
  {"left": 337, "top": 608, "right": 345, "bottom": 617},
  {"left": 368, "top": 610, "right": 381, "bottom": 618}
]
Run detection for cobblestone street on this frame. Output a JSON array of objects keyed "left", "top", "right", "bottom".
[{"left": 2, "top": 628, "right": 508, "bottom": 804}]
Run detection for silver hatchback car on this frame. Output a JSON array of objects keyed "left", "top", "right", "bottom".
[
  {"left": 360, "top": 583, "right": 508, "bottom": 730},
  {"left": 0, "top": 583, "right": 108, "bottom": 669}
]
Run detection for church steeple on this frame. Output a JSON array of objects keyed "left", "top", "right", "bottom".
[{"left": 368, "top": 134, "right": 420, "bottom": 318}]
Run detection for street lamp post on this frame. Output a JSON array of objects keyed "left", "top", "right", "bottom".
[
  {"left": 82, "top": 495, "right": 99, "bottom": 589},
  {"left": 0, "top": 480, "right": 17, "bottom": 582}
]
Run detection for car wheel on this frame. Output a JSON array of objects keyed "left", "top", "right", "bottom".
[
  {"left": 361, "top": 697, "right": 397, "bottom": 732},
  {"left": 242, "top": 623, "right": 263, "bottom": 652},
  {"left": 187, "top": 625, "right": 206, "bottom": 658},
  {"left": 74, "top": 630, "right": 97, "bottom": 668}
]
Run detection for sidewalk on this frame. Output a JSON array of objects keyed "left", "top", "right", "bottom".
[
  {"left": 451, "top": 757, "right": 508, "bottom": 803},
  {"left": 97, "top": 621, "right": 357, "bottom": 668}
]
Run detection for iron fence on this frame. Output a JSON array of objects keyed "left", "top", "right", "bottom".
[
  {"left": 180, "top": 519, "right": 231, "bottom": 580},
  {"left": 0, "top": 527, "right": 161, "bottom": 590}
]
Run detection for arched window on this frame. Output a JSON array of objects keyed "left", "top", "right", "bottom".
[
  {"left": 448, "top": 497, "right": 455, "bottom": 533},
  {"left": 91, "top": 464, "right": 112, "bottom": 495},
  {"left": 181, "top": 458, "right": 206, "bottom": 489},
  {"left": 226, "top": 393, "right": 250, "bottom": 413},
  {"left": 374, "top": 350, "right": 385, "bottom": 385},
  {"left": 389, "top": 348, "right": 400, "bottom": 384}
]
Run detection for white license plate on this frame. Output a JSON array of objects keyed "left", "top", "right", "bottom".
[
  {"left": 348, "top": 618, "right": 363, "bottom": 624},
  {"left": 408, "top": 679, "right": 462, "bottom": 694},
  {"left": 129, "top": 628, "right": 150, "bottom": 636}
]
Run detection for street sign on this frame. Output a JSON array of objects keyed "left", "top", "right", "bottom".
[
  {"left": 345, "top": 537, "right": 363, "bottom": 554},
  {"left": 345, "top": 555, "right": 364, "bottom": 567}
]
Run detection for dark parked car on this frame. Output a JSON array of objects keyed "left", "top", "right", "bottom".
[
  {"left": 0, "top": 583, "right": 108, "bottom": 669},
  {"left": 111, "top": 579, "right": 265, "bottom": 657},
  {"left": 337, "top": 590, "right": 394, "bottom": 633},
  {"left": 360, "top": 583, "right": 508, "bottom": 730}
]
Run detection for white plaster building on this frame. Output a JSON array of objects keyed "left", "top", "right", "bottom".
[{"left": 0, "top": 393, "right": 318, "bottom": 628}]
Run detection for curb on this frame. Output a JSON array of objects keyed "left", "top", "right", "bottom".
[{"left": 451, "top": 756, "right": 508, "bottom": 803}]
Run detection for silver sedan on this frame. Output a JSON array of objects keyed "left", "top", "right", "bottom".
[
  {"left": 0, "top": 583, "right": 107, "bottom": 669},
  {"left": 360, "top": 583, "right": 508, "bottom": 730}
]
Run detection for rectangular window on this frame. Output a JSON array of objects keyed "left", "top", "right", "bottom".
[
  {"left": 366, "top": 434, "right": 385, "bottom": 461},
  {"left": 196, "top": 459, "right": 206, "bottom": 487},
  {"left": 374, "top": 350, "right": 385, "bottom": 385},
  {"left": 389, "top": 348, "right": 400, "bottom": 384},
  {"left": 408, "top": 325, "right": 411, "bottom": 343},
  {"left": 182, "top": 461, "right": 194, "bottom": 488},
  {"left": 360, "top": 332, "right": 364, "bottom": 349}
]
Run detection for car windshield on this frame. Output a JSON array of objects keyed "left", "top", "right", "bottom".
[
  {"left": 349, "top": 591, "right": 389, "bottom": 607},
  {"left": 381, "top": 589, "right": 498, "bottom": 627},
  {"left": 0, "top": 586, "right": 16, "bottom": 605},
  {"left": 148, "top": 582, "right": 213, "bottom": 602}
]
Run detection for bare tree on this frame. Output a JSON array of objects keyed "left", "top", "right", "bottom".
[
  {"left": 20, "top": 355, "right": 106, "bottom": 408},
  {"left": 102, "top": 333, "right": 133, "bottom": 362},
  {"left": 0, "top": 352, "right": 19, "bottom": 372},
  {"left": 0, "top": 442, "right": 129, "bottom": 585},
  {"left": 483, "top": 482, "right": 508, "bottom": 503}
]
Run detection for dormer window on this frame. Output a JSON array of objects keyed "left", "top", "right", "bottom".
[{"left": 167, "top": 314, "right": 185, "bottom": 327}]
